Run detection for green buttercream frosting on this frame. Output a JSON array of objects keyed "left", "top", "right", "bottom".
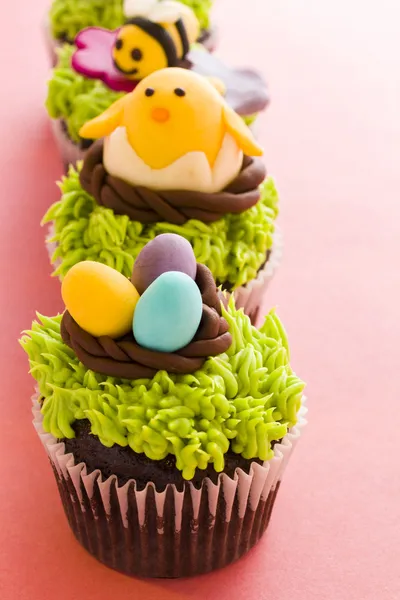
[
  {"left": 20, "top": 303, "right": 304, "bottom": 480},
  {"left": 242, "top": 114, "right": 257, "bottom": 127},
  {"left": 43, "top": 163, "right": 279, "bottom": 287},
  {"left": 46, "top": 45, "right": 124, "bottom": 143},
  {"left": 49, "top": 0, "right": 212, "bottom": 42}
]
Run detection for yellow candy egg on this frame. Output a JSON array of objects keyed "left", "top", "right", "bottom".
[{"left": 61, "top": 261, "right": 140, "bottom": 338}]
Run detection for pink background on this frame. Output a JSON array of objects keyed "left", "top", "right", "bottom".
[{"left": 1, "top": 0, "right": 399, "bottom": 598}]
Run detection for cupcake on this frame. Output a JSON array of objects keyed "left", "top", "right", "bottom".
[
  {"left": 44, "top": 68, "right": 280, "bottom": 324},
  {"left": 45, "top": 1, "right": 269, "bottom": 169},
  {"left": 45, "top": 0, "right": 218, "bottom": 67},
  {"left": 20, "top": 234, "right": 306, "bottom": 578}
]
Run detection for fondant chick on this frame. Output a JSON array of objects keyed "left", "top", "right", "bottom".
[
  {"left": 113, "top": 0, "right": 200, "bottom": 80},
  {"left": 80, "top": 68, "right": 263, "bottom": 193}
]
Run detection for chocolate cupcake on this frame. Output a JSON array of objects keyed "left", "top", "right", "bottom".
[
  {"left": 44, "top": 67, "right": 280, "bottom": 324},
  {"left": 45, "top": 0, "right": 218, "bottom": 67},
  {"left": 21, "top": 234, "right": 306, "bottom": 578},
  {"left": 45, "top": 2, "right": 268, "bottom": 168}
]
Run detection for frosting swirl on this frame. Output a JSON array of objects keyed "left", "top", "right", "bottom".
[
  {"left": 79, "top": 140, "right": 267, "bottom": 225},
  {"left": 61, "top": 263, "right": 232, "bottom": 378}
]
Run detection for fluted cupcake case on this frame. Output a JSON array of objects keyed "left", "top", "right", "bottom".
[
  {"left": 51, "top": 120, "right": 87, "bottom": 173},
  {"left": 232, "top": 227, "right": 282, "bottom": 325},
  {"left": 33, "top": 393, "right": 306, "bottom": 578}
]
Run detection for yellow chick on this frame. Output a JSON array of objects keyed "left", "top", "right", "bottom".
[
  {"left": 80, "top": 68, "right": 263, "bottom": 193},
  {"left": 112, "top": 1, "right": 200, "bottom": 80}
]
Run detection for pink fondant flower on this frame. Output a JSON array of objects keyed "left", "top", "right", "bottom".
[{"left": 71, "top": 27, "right": 138, "bottom": 93}]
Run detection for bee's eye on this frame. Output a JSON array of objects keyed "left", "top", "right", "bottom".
[
  {"left": 131, "top": 48, "right": 143, "bottom": 61},
  {"left": 174, "top": 88, "right": 186, "bottom": 97},
  {"left": 145, "top": 88, "right": 155, "bottom": 97},
  {"left": 115, "top": 39, "right": 123, "bottom": 51}
]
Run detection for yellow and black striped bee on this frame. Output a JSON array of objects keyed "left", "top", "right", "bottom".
[{"left": 112, "top": 2, "right": 199, "bottom": 80}]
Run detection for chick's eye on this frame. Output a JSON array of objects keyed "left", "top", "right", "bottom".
[
  {"left": 174, "top": 87, "right": 186, "bottom": 97},
  {"left": 145, "top": 88, "right": 155, "bottom": 97},
  {"left": 115, "top": 39, "right": 123, "bottom": 50},
  {"left": 131, "top": 48, "right": 143, "bottom": 61}
]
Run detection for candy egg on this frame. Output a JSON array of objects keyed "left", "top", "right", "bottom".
[
  {"left": 62, "top": 261, "right": 140, "bottom": 338},
  {"left": 133, "top": 271, "right": 203, "bottom": 353},
  {"left": 131, "top": 233, "right": 197, "bottom": 295}
]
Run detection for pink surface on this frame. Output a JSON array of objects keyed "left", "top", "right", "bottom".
[{"left": 1, "top": 0, "right": 399, "bottom": 598}]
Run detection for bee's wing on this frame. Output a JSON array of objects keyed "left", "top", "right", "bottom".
[
  {"left": 149, "top": 1, "right": 185, "bottom": 23},
  {"left": 123, "top": 0, "right": 158, "bottom": 19}
]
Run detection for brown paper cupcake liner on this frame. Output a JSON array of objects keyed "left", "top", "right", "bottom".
[
  {"left": 232, "top": 226, "right": 283, "bottom": 325},
  {"left": 43, "top": 18, "right": 59, "bottom": 67},
  {"left": 50, "top": 120, "right": 86, "bottom": 172},
  {"left": 32, "top": 392, "right": 306, "bottom": 578},
  {"left": 45, "top": 224, "right": 282, "bottom": 325}
]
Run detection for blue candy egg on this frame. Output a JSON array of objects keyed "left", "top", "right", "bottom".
[{"left": 133, "top": 271, "right": 203, "bottom": 353}]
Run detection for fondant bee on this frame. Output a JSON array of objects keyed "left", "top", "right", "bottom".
[{"left": 113, "top": 0, "right": 199, "bottom": 80}]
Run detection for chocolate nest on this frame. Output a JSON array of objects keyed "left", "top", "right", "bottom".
[
  {"left": 79, "top": 140, "right": 267, "bottom": 225},
  {"left": 61, "top": 264, "right": 232, "bottom": 379}
]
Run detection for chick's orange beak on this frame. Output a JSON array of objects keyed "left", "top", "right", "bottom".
[{"left": 151, "top": 107, "right": 170, "bottom": 123}]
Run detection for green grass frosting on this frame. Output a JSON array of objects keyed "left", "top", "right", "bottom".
[
  {"left": 49, "top": 0, "right": 212, "bottom": 42},
  {"left": 43, "top": 163, "right": 279, "bottom": 287},
  {"left": 46, "top": 45, "right": 125, "bottom": 144},
  {"left": 21, "top": 302, "right": 305, "bottom": 480}
]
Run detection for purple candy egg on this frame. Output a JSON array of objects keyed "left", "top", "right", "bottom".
[{"left": 132, "top": 234, "right": 197, "bottom": 295}]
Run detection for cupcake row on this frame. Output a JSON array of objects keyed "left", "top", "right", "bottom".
[{"left": 20, "top": 0, "right": 307, "bottom": 579}]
